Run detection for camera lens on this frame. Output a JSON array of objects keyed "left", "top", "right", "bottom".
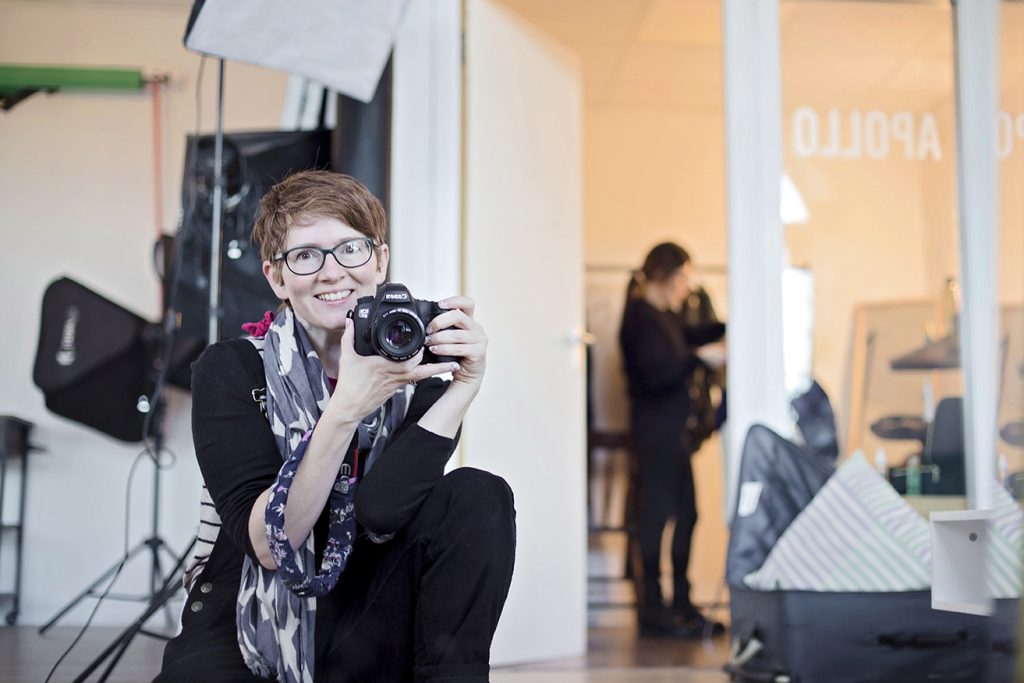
[
  {"left": 373, "top": 309, "right": 425, "bottom": 360},
  {"left": 385, "top": 319, "right": 415, "bottom": 349}
]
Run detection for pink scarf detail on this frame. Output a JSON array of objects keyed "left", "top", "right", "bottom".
[{"left": 241, "top": 310, "right": 275, "bottom": 339}]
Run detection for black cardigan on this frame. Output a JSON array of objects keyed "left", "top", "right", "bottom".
[
  {"left": 183, "top": 338, "right": 457, "bottom": 663},
  {"left": 618, "top": 298, "right": 725, "bottom": 452}
]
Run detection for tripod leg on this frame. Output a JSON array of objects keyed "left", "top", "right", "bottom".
[
  {"left": 72, "top": 583, "right": 178, "bottom": 683},
  {"left": 148, "top": 537, "right": 184, "bottom": 627},
  {"left": 148, "top": 542, "right": 171, "bottom": 628},
  {"left": 38, "top": 542, "right": 147, "bottom": 635},
  {"left": 71, "top": 537, "right": 195, "bottom": 683}
]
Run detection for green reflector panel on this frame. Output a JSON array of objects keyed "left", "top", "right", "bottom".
[{"left": 0, "top": 65, "right": 144, "bottom": 92}]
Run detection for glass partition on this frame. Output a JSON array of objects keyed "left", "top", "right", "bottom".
[
  {"left": 999, "top": 0, "right": 1024, "bottom": 498},
  {"left": 780, "top": 0, "right": 967, "bottom": 506}
]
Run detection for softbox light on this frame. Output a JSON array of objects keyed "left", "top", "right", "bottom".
[
  {"left": 184, "top": 0, "right": 409, "bottom": 103},
  {"left": 33, "top": 278, "right": 157, "bottom": 442},
  {"left": 168, "top": 128, "right": 333, "bottom": 391}
]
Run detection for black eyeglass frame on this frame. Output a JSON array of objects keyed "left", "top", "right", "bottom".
[{"left": 273, "top": 237, "right": 376, "bottom": 276}]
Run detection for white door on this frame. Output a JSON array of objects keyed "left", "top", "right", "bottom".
[{"left": 462, "top": 0, "right": 587, "bottom": 665}]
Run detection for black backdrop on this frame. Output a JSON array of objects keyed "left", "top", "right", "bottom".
[{"left": 167, "top": 129, "right": 332, "bottom": 387}]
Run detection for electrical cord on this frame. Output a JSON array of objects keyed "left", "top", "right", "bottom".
[{"left": 42, "top": 445, "right": 175, "bottom": 683}]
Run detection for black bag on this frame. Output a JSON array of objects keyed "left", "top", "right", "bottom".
[
  {"left": 726, "top": 424, "right": 833, "bottom": 585},
  {"left": 728, "top": 586, "right": 1017, "bottom": 683}
]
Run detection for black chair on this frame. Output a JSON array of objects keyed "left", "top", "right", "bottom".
[{"left": 921, "top": 397, "right": 966, "bottom": 495}]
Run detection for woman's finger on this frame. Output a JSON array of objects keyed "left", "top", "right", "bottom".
[
  {"left": 425, "top": 343, "right": 483, "bottom": 360},
  {"left": 425, "top": 329, "right": 476, "bottom": 346},
  {"left": 407, "top": 361, "right": 460, "bottom": 383},
  {"left": 438, "top": 296, "right": 476, "bottom": 318},
  {"left": 340, "top": 316, "right": 355, "bottom": 349},
  {"left": 382, "top": 349, "right": 425, "bottom": 375},
  {"left": 427, "top": 308, "right": 475, "bottom": 334}
]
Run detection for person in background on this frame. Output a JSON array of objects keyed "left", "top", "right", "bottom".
[{"left": 619, "top": 242, "right": 726, "bottom": 638}]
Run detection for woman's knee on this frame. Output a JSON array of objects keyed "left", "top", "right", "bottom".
[{"left": 431, "top": 467, "right": 515, "bottom": 533}]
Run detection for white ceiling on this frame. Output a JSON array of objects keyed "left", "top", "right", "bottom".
[
  {"left": 15, "top": 0, "right": 1022, "bottom": 110},
  {"left": 498, "top": 0, "right": 1024, "bottom": 111}
]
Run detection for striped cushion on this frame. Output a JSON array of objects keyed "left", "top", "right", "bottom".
[
  {"left": 987, "top": 484, "right": 1023, "bottom": 598},
  {"left": 744, "top": 452, "right": 1022, "bottom": 595}
]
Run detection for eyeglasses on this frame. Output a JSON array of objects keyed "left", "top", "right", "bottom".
[{"left": 274, "top": 237, "right": 375, "bottom": 276}]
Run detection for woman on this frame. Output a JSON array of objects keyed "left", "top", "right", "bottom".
[
  {"left": 618, "top": 242, "right": 724, "bottom": 638},
  {"left": 156, "top": 171, "right": 516, "bottom": 682}
]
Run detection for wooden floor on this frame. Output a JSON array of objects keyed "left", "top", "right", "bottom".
[{"left": 1, "top": 618, "right": 730, "bottom": 682}]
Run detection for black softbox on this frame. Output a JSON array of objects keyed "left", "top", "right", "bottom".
[
  {"left": 168, "top": 129, "right": 332, "bottom": 388},
  {"left": 33, "top": 278, "right": 157, "bottom": 442}
]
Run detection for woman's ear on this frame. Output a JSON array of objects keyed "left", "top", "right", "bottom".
[
  {"left": 262, "top": 260, "right": 288, "bottom": 300},
  {"left": 374, "top": 244, "right": 390, "bottom": 284}
]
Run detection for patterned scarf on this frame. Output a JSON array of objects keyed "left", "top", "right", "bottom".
[{"left": 236, "top": 308, "right": 411, "bottom": 683}]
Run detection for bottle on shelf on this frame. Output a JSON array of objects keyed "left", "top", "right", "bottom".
[
  {"left": 874, "top": 447, "right": 888, "bottom": 477},
  {"left": 906, "top": 454, "right": 922, "bottom": 496}
]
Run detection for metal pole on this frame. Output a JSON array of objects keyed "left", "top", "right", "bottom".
[
  {"left": 722, "top": 0, "right": 790, "bottom": 522},
  {"left": 208, "top": 59, "right": 225, "bottom": 344},
  {"left": 149, "top": 413, "right": 163, "bottom": 597},
  {"left": 951, "top": 0, "right": 1000, "bottom": 510}
]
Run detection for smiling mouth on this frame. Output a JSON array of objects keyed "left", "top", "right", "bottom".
[{"left": 315, "top": 289, "right": 354, "bottom": 303}]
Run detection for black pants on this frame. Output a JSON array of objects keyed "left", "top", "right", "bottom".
[
  {"left": 634, "top": 431, "right": 697, "bottom": 617},
  {"left": 156, "top": 468, "right": 516, "bottom": 683}
]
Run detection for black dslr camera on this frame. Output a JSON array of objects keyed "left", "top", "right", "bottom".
[{"left": 349, "top": 283, "right": 456, "bottom": 364}]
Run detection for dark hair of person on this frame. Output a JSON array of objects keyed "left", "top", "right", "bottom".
[{"left": 627, "top": 242, "right": 691, "bottom": 299}]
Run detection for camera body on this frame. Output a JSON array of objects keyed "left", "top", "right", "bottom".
[{"left": 349, "top": 282, "right": 456, "bottom": 364}]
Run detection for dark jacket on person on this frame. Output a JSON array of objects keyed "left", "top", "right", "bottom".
[{"left": 619, "top": 297, "right": 725, "bottom": 454}]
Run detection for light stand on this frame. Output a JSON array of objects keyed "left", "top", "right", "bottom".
[
  {"left": 38, "top": 382, "right": 197, "bottom": 683},
  {"left": 208, "top": 58, "right": 225, "bottom": 343},
  {"left": 39, "top": 58, "right": 228, "bottom": 683},
  {"left": 37, "top": 413, "right": 185, "bottom": 639}
]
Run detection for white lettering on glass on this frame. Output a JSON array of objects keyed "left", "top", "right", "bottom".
[
  {"left": 917, "top": 114, "right": 941, "bottom": 161},
  {"left": 791, "top": 107, "right": 1023, "bottom": 160},
  {"left": 864, "top": 110, "right": 889, "bottom": 159},
  {"left": 793, "top": 107, "right": 818, "bottom": 157}
]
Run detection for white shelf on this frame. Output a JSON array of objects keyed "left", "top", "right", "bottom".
[{"left": 930, "top": 509, "right": 994, "bottom": 616}]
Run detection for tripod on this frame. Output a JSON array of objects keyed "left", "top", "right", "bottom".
[
  {"left": 38, "top": 424, "right": 188, "bottom": 637},
  {"left": 38, "top": 404, "right": 197, "bottom": 675},
  {"left": 37, "top": 242, "right": 201, "bottom": 683},
  {"left": 39, "top": 60, "right": 227, "bottom": 682},
  {"left": 67, "top": 536, "right": 193, "bottom": 683},
  {"left": 38, "top": 390, "right": 198, "bottom": 681}
]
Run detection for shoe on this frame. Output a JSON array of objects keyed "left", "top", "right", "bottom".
[
  {"left": 672, "top": 608, "right": 726, "bottom": 637},
  {"left": 687, "top": 612, "right": 726, "bottom": 637},
  {"left": 637, "top": 608, "right": 704, "bottom": 639},
  {"left": 638, "top": 618, "right": 703, "bottom": 639}
]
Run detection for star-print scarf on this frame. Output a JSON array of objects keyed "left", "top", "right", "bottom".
[{"left": 236, "top": 308, "right": 411, "bottom": 683}]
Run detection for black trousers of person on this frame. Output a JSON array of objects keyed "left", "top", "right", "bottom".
[
  {"left": 632, "top": 418, "right": 698, "bottom": 618},
  {"left": 155, "top": 468, "right": 516, "bottom": 683}
]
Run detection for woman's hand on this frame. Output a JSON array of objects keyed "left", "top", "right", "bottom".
[
  {"left": 326, "top": 319, "right": 456, "bottom": 425},
  {"left": 425, "top": 296, "right": 488, "bottom": 391},
  {"left": 696, "top": 340, "right": 727, "bottom": 369}
]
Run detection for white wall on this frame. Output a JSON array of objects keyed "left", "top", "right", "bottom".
[
  {"left": 0, "top": 0, "right": 287, "bottom": 625},
  {"left": 390, "top": 0, "right": 462, "bottom": 302},
  {"left": 463, "top": 0, "right": 588, "bottom": 664}
]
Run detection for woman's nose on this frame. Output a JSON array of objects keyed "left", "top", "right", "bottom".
[{"left": 318, "top": 254, "right": 347, "bottom": 280}]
